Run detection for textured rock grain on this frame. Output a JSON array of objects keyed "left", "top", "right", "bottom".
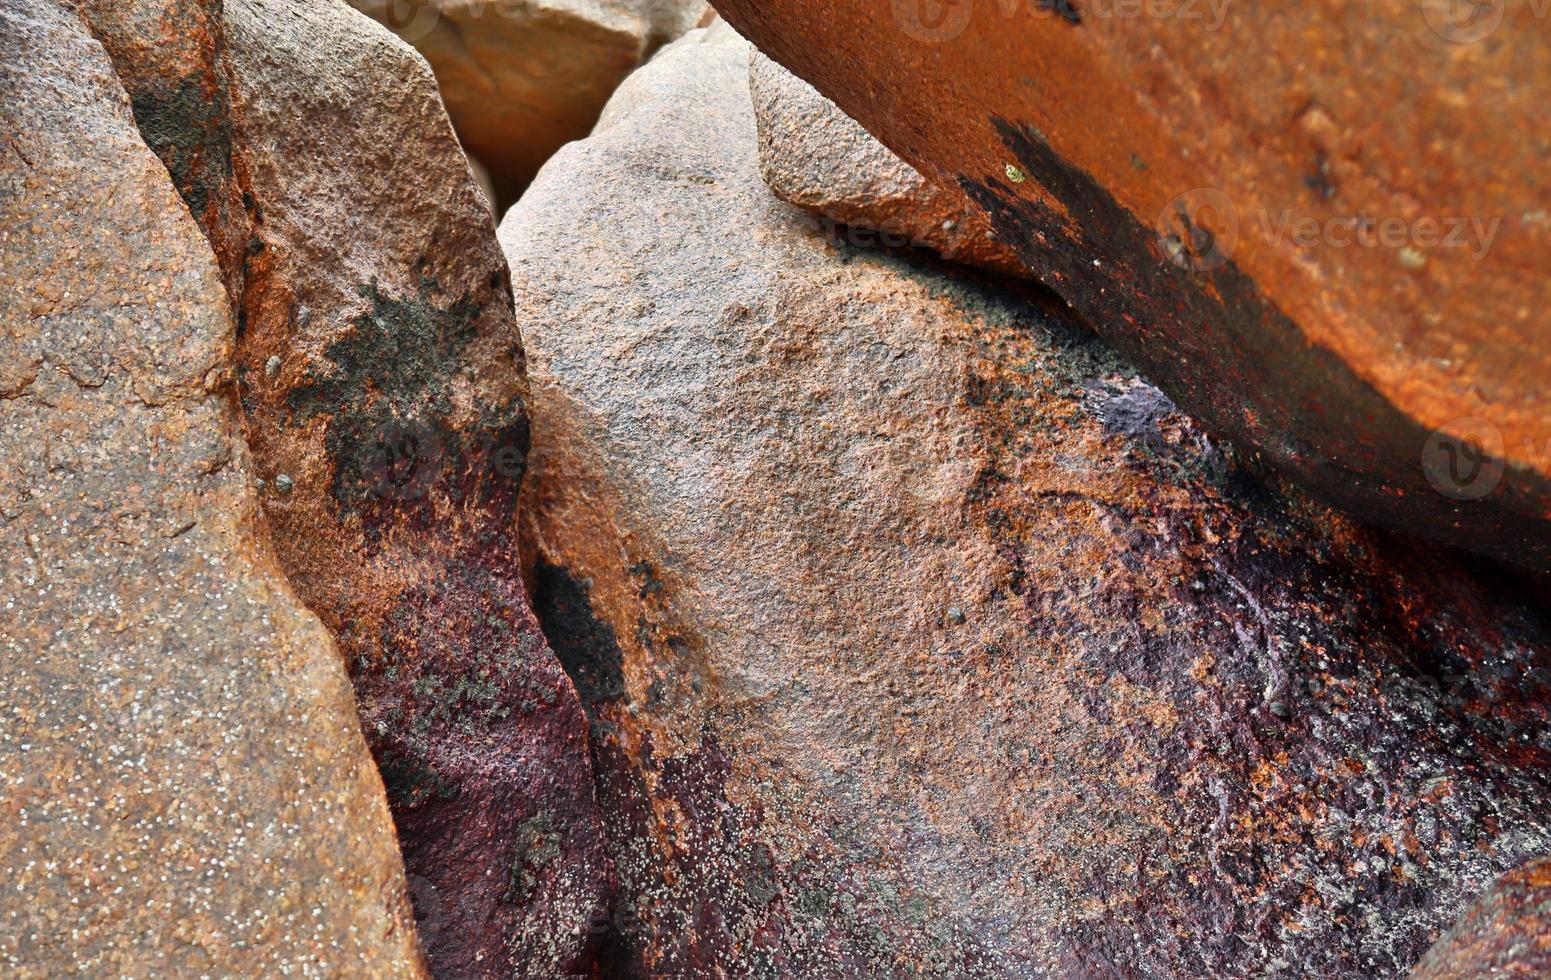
[
  {"left": 72, "top": 0, "right": 251, "bottom": 305},
  {"left": 1411, "top": 858, "right": 1551, "bottom": 978},
  {"left": 0, "top": 2, "right": 423, "bottom": 975},
  {"left": 350, "top": 0, "right": 710, "bottom": 195},
  {"left": 749, "top": 50, "right": 1025, "bottom": 277},
  {"left": 712, "top": 0, "right": 1551, "bottom": 571},
  {"left": 209, "top": 1, "right": 614, "bottom": 973},
  {"left": 501, "top": 25, "right": 1551, "bottom": 978}
]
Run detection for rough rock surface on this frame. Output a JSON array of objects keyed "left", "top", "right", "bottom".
[
  {"left": 350, "top": 0, "right": 710, "bottom": 195},
  {"left": 1411, "top": 858, "right": 1551, "bottom": 978},
  {"left": 711, "top": 0, "right": 1551, "bottom": 571},
  {"left": 501, "top": 25, "right": 1551, "bottom": 977},
  {"left": 208, "top": 1, "right": 612, "bottom": 974},
  {"left": 78, "top": 0, "right": 614, "bottom": 971},
  {"left": 71, "top": 0, "right": 251, "bottom": 305},
  {"left": 0, "top": 3, "right": 423, "bottom": 974},
  {"left": 749, "top": 50, "right": 1025, "bottom": 278}
]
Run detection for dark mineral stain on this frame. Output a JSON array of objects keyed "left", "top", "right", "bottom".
[
  {"left": 958, "top": 117, "right": 1551, "bottom": 571},
  {"left": 376, "top": 749, "right": 462, "bottom": 809},
  {"left": 1037, "top": 0, "right": 1082, "bottom": 23},
  {"left": 128, "top": 75, "right": 235, "bottom": 219},
  {"left": 1095, "top": 383, "right": 1176, "bottom": 449},
  {"left": 286, "top": 281, "right": 480, "bottom": 424},
  {"left": 533, "top": 560, "right": 628, "bottom": 708},
  {"left": 504, "top": 812, "right": 563, "bottom": 905},
  {"left": 285, "top": 281, "right": 527, "bottom": 518}
]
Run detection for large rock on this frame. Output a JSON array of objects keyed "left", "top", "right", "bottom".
[
  {"left": 1411, "top": 859, "right": 1551, "bottom": 978},
  {"left": 711, "top": 0, "right": 1551, "bottom": 571},
  {"left": 501, "top": 24, "right": 1551, "bottom": 977},
  {"left": 350, "top": 0, "right": 710, "bottom": 195},
  {"left": 223, "top": 1, "right": 612, "bottom": 973},
  {"left": 0, "top": 3, "right": 423, "bottom": 974},
  {"left": 749, "top": 50, "right": 1026, "bottom": 278},
  {"left": 80, "top": 0, "right": 616, "bottom": 973}
]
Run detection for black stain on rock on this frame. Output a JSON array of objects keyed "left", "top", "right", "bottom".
[
  {"left": 128, "top": 75, "right": 235, "bottom": 219},
  {"left": 532, "top": 559, "right": 628, "bottom": 709},
  {"left": 958, "top": 117, "right": 1551, "bottom": 571},
  {"left": 377, "top": 748, "right": 463, "bottom": 809},
  {"left": 1037, "top": 0, "right": 1082, "bottom": 23},
  {"left": 1096, "top": 383, "right": 1176, "bottom": 449},
  {"left": 285, "top": 281, "right": 526, "bottom": 519}
]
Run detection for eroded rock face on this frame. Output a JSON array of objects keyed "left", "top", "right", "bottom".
[
  {"left": 749, "top": 50, "right": 1025, "bottom": 278},
  {"left": 501, "top": 25, "right": 1551, "bottom": 977},
  {"left": 218, "top": 1, "right": 612, "bottom": 973},
  {"left": 1411, "top": 858, "right": 1551, "bottom": 979},
  {"left": 0, "top": 3, "right": 423, "bottom": 974},
  {"left": 80, "top": 0, "right": 614, "bottom": 972},
  {"left": 349, "top": 0, "right": 710, "bottom": 196},
  {"left": 711, "top": 0, "right": 1551, "bottom": 572}
]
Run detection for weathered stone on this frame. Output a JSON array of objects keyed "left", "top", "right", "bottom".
[
  {"left": 215, "top": 1, "right": 613, "bottom": 973},
  {"left": 73, "top": 0, "right": 614, "bottom": 971},
  {"left": 349, "top": 0, "right": 711, "bottom": 196},
  {"left": 749, "top": 50, "right": 1025, "bottom": 278},
  {"left": 501, "top": 25, "right": 1551, "bottom": 977},
  {"left": 0, "top": 2, "right": 423, "bottom": 974},
  {"left": 72, "top": 0, "right": 251, "bottom": 305},
  {"left": 711, "top": 0, "right": 1551, "bottom": 571},
  {"left": 1411, "top": 858, "right": 1551, "bottom": 978}
]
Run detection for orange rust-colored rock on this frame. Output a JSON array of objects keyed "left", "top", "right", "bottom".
[
  {"left": 749, "top": 49, "right": 1027, "bottom": 278},
  {"left": 0, "top": 2, "right": 423, "bottom": 974},
  {"left": 501, "top": 25, "right": 1551, "bottom": 977},
  {"left": 82, "top": 0, "right": 615, "bottom": 973},
  {"left": 1411, "top": 858, "right": 1551, "bottom": 978},
  {"left": 222, "top": 1, "right": 612, "bottom": 973},
  {"left": 711, "top": 0, "right": 1551, "bottom": 571},
  {"left": 72, "top": 0, "right": 251, "bottom": 305},
  {"left": 349, "top": 0, "right": 710, "bottom": 197}
]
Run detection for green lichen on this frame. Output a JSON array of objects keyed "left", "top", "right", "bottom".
[
  {"left": 504, "top": 812, "right": 562, "bottom": 904},
  {"left": 285, "top": 280, "right": 526, "bottom": 513}
]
